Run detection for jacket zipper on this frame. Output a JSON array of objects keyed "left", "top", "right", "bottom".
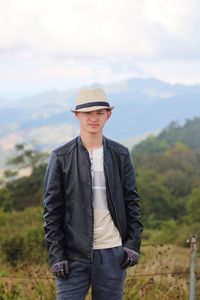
[
  {"left": 85, "top": 149, "right": 94, "bottom": 262},
  {"left": 104, "top": 161, "right": 122, "bottom": 239}
]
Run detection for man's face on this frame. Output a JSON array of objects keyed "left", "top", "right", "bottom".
[{"left": 75, "top": 109, "right": 112, "bottom": 135}]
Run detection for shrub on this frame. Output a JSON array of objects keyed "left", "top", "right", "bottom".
[{"left": 2, "top": 236, "right": 25, "bottom": 266}]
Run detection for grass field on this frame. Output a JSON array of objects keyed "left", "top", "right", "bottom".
[
  {"left": 0, "top": 208, "right": 199, "bottom": 299},
  {"left": 0, "top": 243, "right": 199, "bottom": 300}
]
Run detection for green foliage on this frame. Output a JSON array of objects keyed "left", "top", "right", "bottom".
[
  {"left": 161, "top": 169, "right": 192, "bottom": 197},
  {"left": 7, "top": 143, "right": 48, "bottom": 172},
  {"left": 137, "top": 170, "right": 174, "bottom": 226},
  {"left": 4, "top": 164, "right": 46, "bottom": 211},
  {"left": 0, "top": 188, "right": 13, "bottom": 211},
  {"left": 0, "top": 207, "right": 47, "bottom": 265},
  {"left": 133, "top": 117, "right": 200, "bottom": 233},
  {"left": 158, "top": 220, "right": 177, "bottom": 243},
  {"left": 0, "top": 143, "right": 48, "bottom": 211},
  {"left": 133, "top": 117, "right": 200, "bottom": 155},
  {"left": 2, "top": 236, "right": 25, "bottom": 266},
  {"left": 134, "top": 135, "right": 169, "bottom": 155},
  {"left": 187, "top": 187, "right": 200, "bottom": 222}
]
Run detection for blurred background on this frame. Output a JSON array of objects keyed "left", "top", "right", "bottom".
[{"left": 0, "top": 0, "right": 200, "bottom": 299}]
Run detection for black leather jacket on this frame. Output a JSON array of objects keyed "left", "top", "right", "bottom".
[{"left": 43, "top": 136, "right": 143, "bottom": 266}]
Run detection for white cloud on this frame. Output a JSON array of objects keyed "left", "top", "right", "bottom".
[
  {"left": 1, "top": 0, "right": 198, "bottom": 60},
  {"left": 0, "top": 0, "right": 200, "bottom": 97},
  {"left": 144, "top": 0, "right": 189, "bottom": 36},
  {"left": 138, "top": 60, "right": 200, "bottom": 85}
]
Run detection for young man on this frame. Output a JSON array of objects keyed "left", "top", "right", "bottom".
[{"left": 43, "top": 88, "right": 143, "bottom": 300}]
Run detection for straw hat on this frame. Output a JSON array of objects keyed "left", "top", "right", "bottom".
[{"left": 71, "top": 88, "right": 114, "bottom": 112}]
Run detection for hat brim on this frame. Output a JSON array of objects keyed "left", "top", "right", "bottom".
[{"left": 71, "top": 106, "right": 114, "bottom": 113}]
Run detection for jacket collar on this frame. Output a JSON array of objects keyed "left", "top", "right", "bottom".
[{"left": 77, "top": 135, "right": 108, "bottom": 152}]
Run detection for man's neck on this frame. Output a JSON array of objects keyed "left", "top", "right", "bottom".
[{"left": 80, "top": 133, "right": 103, "bottom": 150}]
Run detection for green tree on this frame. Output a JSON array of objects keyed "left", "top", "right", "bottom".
[
  {"left": 133, "top": 117, "right": 200, "bottom": 155},
  {"left": 137, "top": 170, "right": 174, "bottom": 227},
  {"left": 6, "top": 143, "right": 48, "bottom": 177},
  {"left": 187, "top": 187, "right": 200, "bottom": 222},
  {"left": 0, "top": 144, "right": 48, "bottom": 211},
  {"left": 161, "top": 169, "right": 192, "bottom": 198}
]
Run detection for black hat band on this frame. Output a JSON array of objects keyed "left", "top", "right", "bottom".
[{"left": 75, "top": 101, "right": 110, "bottom": 110}]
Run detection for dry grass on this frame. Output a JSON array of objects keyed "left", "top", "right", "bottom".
[
  {"left": 123, "top": 244, "right": 193, "bottom": 300},
  {"left": 0, "top": 244, "right": 199, "bottom": 300}
]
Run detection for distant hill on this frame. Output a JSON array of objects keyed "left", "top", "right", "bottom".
[
  {"left": 133, "top": 117, "right": 200, "bottom": 155},
  {"left": 0, "top": 76, "right": 200, "bottom": 168}
]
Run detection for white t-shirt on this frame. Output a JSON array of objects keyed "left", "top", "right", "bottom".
[{"left": 89, "top": 146, "right": 122, "bottom": 249}]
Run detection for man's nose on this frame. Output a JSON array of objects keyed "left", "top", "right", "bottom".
[
  {"left": 90, "top": 117, "right": 98, "bottom": 122},
  {"left": 90, "top": 114, "right": 98, "bottom": 121}
]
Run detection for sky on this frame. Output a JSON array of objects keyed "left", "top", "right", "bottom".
[{"left": 0, "top": 0, "right": 200, "bottom": 99}]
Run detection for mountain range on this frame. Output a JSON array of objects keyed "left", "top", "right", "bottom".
[{"left": 0, "top": 77, "right": 200, "bottom": 168}]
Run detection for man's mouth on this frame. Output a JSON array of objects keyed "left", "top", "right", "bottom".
[{"left": 88, "top": 124, "right": 99, "bottom": 127}]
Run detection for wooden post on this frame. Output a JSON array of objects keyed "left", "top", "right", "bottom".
[{"left": 187, "top": 236, "right": 197, "bottom": 300}]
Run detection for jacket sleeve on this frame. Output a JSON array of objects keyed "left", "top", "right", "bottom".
[
  {"left": 123, "top": 152, "right": 143, "bottom": 253},
  {"left": 43, "top": 151, "right": 67, "bottom": 266}
]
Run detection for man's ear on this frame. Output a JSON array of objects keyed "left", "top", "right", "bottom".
[
  {"left": 107, "top": 110, "right": 112, "bottom": 120},
  {"left": 74, "top": 112, "right": 79, "bottom": 119}
]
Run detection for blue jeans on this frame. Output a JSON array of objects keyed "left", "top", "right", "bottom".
[{"left": 56, "top": 246, "right": 127, "bottom": 300}]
